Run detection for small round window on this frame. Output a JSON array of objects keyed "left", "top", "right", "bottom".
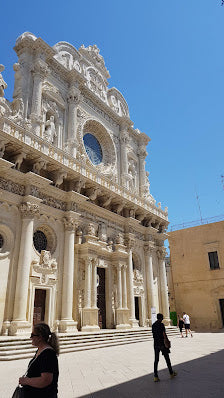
[
  {"left": 33, "top": 230, "right": 48, "bottom": 253},
  {"left": 83, "top": 133, "right": 103, "bottom": 165},
  {"left": 0, "top": 234, "right": 4, "bottom": 249}
]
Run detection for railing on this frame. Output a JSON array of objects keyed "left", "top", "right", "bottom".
[
  {"left": 169, "top": 214, "right": 224, "bottom": 231},
  {"left": 0, "top": 117, "right": 168, "bottom": 221}
]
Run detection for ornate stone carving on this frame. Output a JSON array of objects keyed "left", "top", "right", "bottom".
[
  {"left": 32, "top": 250, "right": 57, "bottom": 284},
  {"left": 32, "top": 159, "right": 47, "bottom": 174},
  {"left": 52, "top": 170, "right": 67, "bottom": 187},
  {"left": 63, "top": 217, "right": 77, "bottom": 231},
  {"left": 13, "top": 63, "right": 22, "bottom": 99},
  {"left": 116, "top": 233, "right": 124, "bottom": 245},
  {"left": 73, "top": 178, "right": 85, "bottom": 193},
  {"left": 157, "top": 247, "right": 167, "bottom": 260},
  {"left": 67, "top": 86, "right": 82, "bottom": 105},
  {"left": 0, "top": 177, "right": 25, "bottom": 195},
  {"left": 11, "top": 98, "right": 24, "bottom": 121},
  {"left": 11, "top": 151, "right": 26, "bottom": 170},
  {"left": 98, "top": 222, "right": 107, "bottom": 242},
  {"left": 79, "top": 44, "right": 110, "bottom": 79},
  {"left": 44, "top": 115, "right": 57, "bottom": 143},
  {"left": 133, "top": 269, "right": 143, "bottom": 284},
  {"left": 0, "top": 65, "right": 7, "bottom": 97},
  {"left": 0, "top": 140, "right": 6, "bottom": 158},
  {"left": 20, "top": 202, "right": 39, "bottom": 218},
  {"left": 86, "top": 223, "right": 96, "bottom": 236}
]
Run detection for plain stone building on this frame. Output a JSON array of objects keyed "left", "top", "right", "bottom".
[
  {"left": 168, "top": 220, "right": 224, "bottom": 331},
  {"left": 0, "top": 32, "right": 169, "bottom": 336}
]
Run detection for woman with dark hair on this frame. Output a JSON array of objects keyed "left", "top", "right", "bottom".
[{"left": 18, "top": 323, "right": 59, "bottom": 398}]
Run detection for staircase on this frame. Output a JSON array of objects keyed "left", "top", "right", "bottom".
[{"left": 0, "top": 327, "right": 180, "bottom": 361}]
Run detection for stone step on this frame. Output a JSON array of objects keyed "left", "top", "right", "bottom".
[{"left": 0, "top": 327, "right": 181, "bottom": 361}]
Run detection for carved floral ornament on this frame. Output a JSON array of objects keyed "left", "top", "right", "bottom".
[
  {"left": 63, "top": 217, "right": 78, "bottom": 231},
  {"left": 157, "top": 248, "right": 167, "bottom": 260},
  {"left": 20, "top": 202, "right": 40, "bottom": 218},
  {"left": 32, "top": 250, "right": 57, "bottom": 285}
]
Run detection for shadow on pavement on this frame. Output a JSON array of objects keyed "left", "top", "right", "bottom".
[{"left": 78, "top": 349, "right": 224, "bottom": 398}]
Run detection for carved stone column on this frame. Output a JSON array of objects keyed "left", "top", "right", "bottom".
[
  {"left": 138, "top": 143, "right": 147, "bottom": 196},
  {"left": 157, "top": 248, "right": 170, "bottom": 326},
  {"left": 126, "top": 236, "right": 139, "bottom": 327},
  {"left": 84, "top": 258, "right": 92, "bottom": 308},
  {"left": 144, "top": 243, "right": 156, "bottom": 325},
  {"left": 120, "top": 122, "right": 129, "bottom": 188},
  {"left": 82, "top": 257, "right": 99, "bottom": 332},
  {"left": 59, "top": 217, "right": 78, "bottom": 333},
  {"left": 122, "top": 265, "right": 128, "bottom": 309},
  {"left": 67, "top": 83, "right": 81, "bottom": 157},
  {"left": 30, "top": 61, "right": 48, "bottom": 136},
  {"left": 91, "top": 259, "right": 98, "bottom": 309},
  {"left": 10, "top": 202, "right": 39, "bottom": 335},
  {"left": 117, "top": 264, "right": 122, "bottom": 309}
]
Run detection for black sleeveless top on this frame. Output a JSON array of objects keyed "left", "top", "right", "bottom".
[{"left": 23, "top": 348, "right": 59, "bottom": 398}]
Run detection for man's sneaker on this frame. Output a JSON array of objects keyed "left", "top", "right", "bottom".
[
  {"left": 154, "top": 376, "right": 160, "bottom": 382},
  {"left": 170, "top": 371, "right": 177, "bottom": 379}
]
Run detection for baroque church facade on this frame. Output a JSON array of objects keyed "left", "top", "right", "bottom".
[{"left": 0, "top": 33, "right": 169, "bottom": 336}]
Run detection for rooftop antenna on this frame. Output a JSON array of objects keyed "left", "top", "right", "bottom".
[{"left": 195, "top": 189, "right": 203, "bottom": 224}]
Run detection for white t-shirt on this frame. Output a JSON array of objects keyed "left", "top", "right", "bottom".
[{"left": 183, "top": 314, "right": 190, "bottom": 324}]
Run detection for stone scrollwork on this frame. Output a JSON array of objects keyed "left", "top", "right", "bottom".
[
  {"left": 20, "top": 202, "right": 39, "bottom": 218},
  {"left": 0, "top": 177, "right": 25, "bottom": 196},
  {"left": 157, "top": 247, "right": 167, "bottom": 260},
  {"left": 63, "top": 216, "right": 78, "bottom": 231},
  {"left": 32, "top": 250, "right": 57, "bottom": 285},
  {"left": 133, "top": 269, "right": 143, "bottom": 284}
]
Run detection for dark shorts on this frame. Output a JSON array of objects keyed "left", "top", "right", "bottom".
[{"left": 185, "top": 324, "right": 190, "bottom": 329}]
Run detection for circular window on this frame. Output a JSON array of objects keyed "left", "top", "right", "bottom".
[
  {"left": 83, "top": 133, "right": 103, "bottom": 165},
  {"left": 0, "top": 234, "right": 4, "bottom": 249},
  {"left": 33, "top": 230, "right": 48, "bottom": 253}
]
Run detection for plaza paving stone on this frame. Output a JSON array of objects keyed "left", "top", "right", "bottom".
[{"left": 0, "top": 332, "right": 224, "bottom": 397}]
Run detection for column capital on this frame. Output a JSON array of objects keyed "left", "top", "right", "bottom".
[
  {"left": 67, "top": 85, "right": 82, "bottom": 105},
  {"left": 63, "top": 216, "right": 78, "bottom": 231},
  {"left": 157, "top": 247, "right": 167, "bottom": 261},
  {"left": 144, "top": 242, "right": 155, "bottom": 255},
  {"left": 32, "top": 60, "right": 49, "bottom": 78},
  {"left": 125, "top": 234, "right": 135, "bottom": 251},
  {"left": 20, "top": 202, "right": 39, "bottom": 218}
]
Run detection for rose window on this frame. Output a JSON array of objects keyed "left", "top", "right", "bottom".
[
  {"left": 33, "top": 230, "right": 48, "bottom": 253},
  {"left": 83, "top": 133, "right": 103, "bottom": 165}
]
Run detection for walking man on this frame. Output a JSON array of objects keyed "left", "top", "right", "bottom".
[
  {"left": 152, "top": 313, "right": 177, "bottom": 382},
  {"left": 183, "top": 312, "right": 193, "bottom": 337}
]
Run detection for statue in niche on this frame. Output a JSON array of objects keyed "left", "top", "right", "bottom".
[
  {"left": 44, "top": 115, "right": 57, "bottom": 143},
  {"left": 13, "top": 63, "right": 22, "bottom": 99},
  {"left": 0, "top": 65, "right": 7, "bottom": 97},
  {"left": 128, "top": 159, "right": 137, "bottom": 190}
]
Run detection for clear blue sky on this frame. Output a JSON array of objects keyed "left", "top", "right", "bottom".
[{"left": 1, "top": 0, "right": 223, "bottom": 229}]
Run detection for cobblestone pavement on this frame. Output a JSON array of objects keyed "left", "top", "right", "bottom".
[{"left": 0, "top": 332, "right": 224, "bottom": 398}]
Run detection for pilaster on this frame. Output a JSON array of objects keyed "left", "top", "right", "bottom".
[
  {"left": 157, "top": 247, "right": 170, "bottom": 326},
  {"left": 10, "top": 202, "right": 39, "bottom": 335}
]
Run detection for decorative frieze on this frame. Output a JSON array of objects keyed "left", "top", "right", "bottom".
[
  {"left": 0, "top": 177, "right": 25, "bottom": 196},
  {"left": 20, "top": 202, "right": 39, "bottom": 218}
]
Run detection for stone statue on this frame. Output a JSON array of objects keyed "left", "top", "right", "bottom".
[
  {"left": 44, "top": 115, "right": 57, "bottom": 143},
  {"left": 0, "top": 65, "right": 7, "bottom": 97},
  {"left": 11, "top": 98, "right": 24, "bottom": 120},
  {"left": 33, "top": 159, "right": 47, "bottom": 175},
  {"left": 0, "top": 141, "right": 6, "bottom": 158},
  {"left": 12, "top": 152, "right": 26, "bottom": 170},
  {"left": 13, "top": 63, "right": 22, "bottom": 99}
]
